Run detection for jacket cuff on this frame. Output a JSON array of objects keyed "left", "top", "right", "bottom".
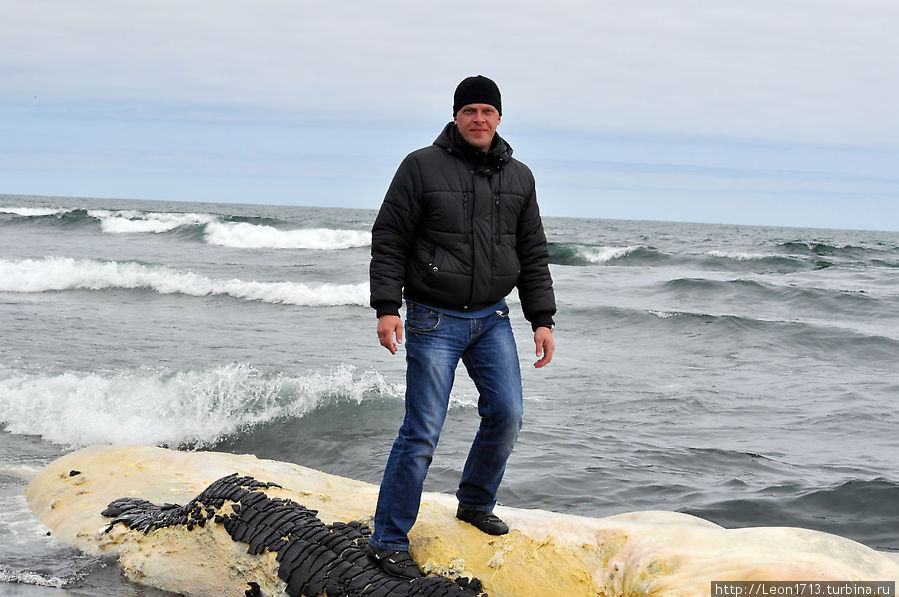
[
  {"left": 374, "top": 302, "right": 401, "bottom": 319},
  {"left": 530, "top": 314, "right": 555, "bottom": 332}
]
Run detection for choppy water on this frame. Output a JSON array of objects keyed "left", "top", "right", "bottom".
[{"left": 1, "top": 194, "right": 898, "bottom": 594}]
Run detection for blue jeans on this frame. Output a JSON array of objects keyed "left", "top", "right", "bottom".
[{"left": 369, "top": 301, "right": 523, "bottom": 550}]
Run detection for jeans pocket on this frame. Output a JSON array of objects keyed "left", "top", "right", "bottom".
[{"left": 406, "top": 305, "right": 441, "bottom": 332}]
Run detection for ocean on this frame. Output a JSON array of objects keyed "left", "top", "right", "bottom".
[{"left": 1, "top": 194, "right": 897, "bottom": 595}]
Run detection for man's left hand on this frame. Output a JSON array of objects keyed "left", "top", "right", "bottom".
[{"left": 533, "top": 326, "right": 555, "bottom": 368}]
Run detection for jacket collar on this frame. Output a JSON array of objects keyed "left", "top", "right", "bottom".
[{"left": 433, "top": 122, "right": 512, "bottom": 172}]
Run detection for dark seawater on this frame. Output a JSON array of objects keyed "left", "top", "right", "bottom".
[{"left": 1, "top": 194, "right": 898, "bottom": 594}]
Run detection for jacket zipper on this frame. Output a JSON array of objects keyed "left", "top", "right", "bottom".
[
  {"left": 466, "top": 172, "right": 477, "bottom": 307},
  {"left": 493, "top": 193, "right": 500, "bottom": 243},
  {"left": 463, "top": 192, "right": 471, "bottom": 244}
]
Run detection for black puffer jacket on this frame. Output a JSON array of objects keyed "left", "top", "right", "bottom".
[{"left": 370, "top": 123, "right": 555, "bottom": 330}]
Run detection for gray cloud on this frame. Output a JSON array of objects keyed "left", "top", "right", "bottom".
[{"left": 3, "top": 0, "right": 898, "bottom": 142}]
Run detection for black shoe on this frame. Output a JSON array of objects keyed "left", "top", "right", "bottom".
[
  {"left": 366, "top": 544, "right": 424, "bottom": 579},
  {"left": 456, "top": 505, "right": 509, "bottom": 535}
]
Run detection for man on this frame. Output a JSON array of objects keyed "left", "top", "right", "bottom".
[{"left": 367, "top": 75, "right": 556, "bottom": 579}]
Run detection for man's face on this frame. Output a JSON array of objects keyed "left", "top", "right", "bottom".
[{"left": 453, "top": 103, "right": 501, "bottom": 151}]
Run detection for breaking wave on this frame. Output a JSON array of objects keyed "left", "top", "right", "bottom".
[
  {"left": 0, "top": 205, "right": 371, "bottom": 250},
  {"left": 0, "top": 364, "right": 400, "bottom": 449},
  {"left": 0, "top": 257, "right": 368, "bottom": 306},
  {"left": 545, "top": 240, "right": 899, "bottom": 270},
  {"left": 87, "top": 209, "right": 217, "bottom": 233},
  {"left": 547, "top": 243, "right": 663, "bottom": 265},
  {"left": 0, "top": 206, "right": 69, "bottom": 217},
  {"left": 203, "top": 221, "right": 371, "bottom": 249}
]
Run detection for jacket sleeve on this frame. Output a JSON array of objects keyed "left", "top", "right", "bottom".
[
  {"left": 515, "top": 170, "right": 556, "bottom": 330},
  {"left": 369, "top": 154, "right": 422, "bottom": 318}
]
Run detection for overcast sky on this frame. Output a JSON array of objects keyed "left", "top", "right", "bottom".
[{"left": 2, "top": 1, "right": 898, "bottom": 230}]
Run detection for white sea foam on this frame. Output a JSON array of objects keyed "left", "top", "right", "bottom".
[
  {"left": 0, "top": 257, "right": 368, "bottom": 306},
  {"left": 707, "top": 250, "right": 771, "bottom": 261},
  {"left": 0, "top": 364, "right": 401, "bottom": 449},
  {"left": 0, "top": 566, "right": 68, "bottom": 588},
  {"left": 87, "top": 209, "right": 217, "bottom": 234},
  {"left": 0, "top": 206, "right": 69, "bottom": 217},
  {"left": 204, "top": 221, "right": 372, "bottom": 249},
  {"left": 579, "top": 245, "right": 641, "bottom": 264}
]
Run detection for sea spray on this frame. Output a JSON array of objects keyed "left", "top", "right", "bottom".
[
  {"left": 547, "top": 242, "right": 663, "bottom": 266},
  {"left": 579, "top": 245, "right": 644, "bottom": 264},
  {"left": 0, "top": 364, "right": 401, "bottom": 449}
]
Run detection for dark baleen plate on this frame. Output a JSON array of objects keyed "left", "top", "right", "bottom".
[{"left": 101, "top": 473, "right": 487, "bottom": 597}]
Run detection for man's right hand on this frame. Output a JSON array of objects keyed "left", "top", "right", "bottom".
[{"left": 377, "top": 315, "right": 403, "bottom": 355}]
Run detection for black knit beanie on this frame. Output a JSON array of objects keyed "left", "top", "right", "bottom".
[{"left": 453, "top": 75, "right": 502, "bottom": 116}]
